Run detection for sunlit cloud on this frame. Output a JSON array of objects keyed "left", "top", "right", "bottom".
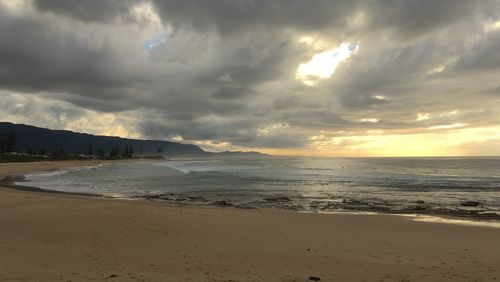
[
  {"left": 296, "top": 42, "right": 359, "bottom": 86},
  {"left": 427, "top": 65, "right": 445, "bottom": 75},
  {"left": 216, "top": 73, "right": 234, "bottom": 82},
  {"left": 170, "top": 135, "right": 183, "bottom": 141},
  {"left": 484, "top": 20, "right": 500, "bottom": 33},
  {"left": 360, "top": 118, "right": 379, "bottom": 123},
  {"left": 428, "top": 123, "right": 467, "bottom": 130},
  {"left": 131, "top": 1, "right": 162, "bottom": 27},
  {"left": 0, "top": 92, "right": 142, "bottom": 139},
  {"left": 301, "top": 126, "right": 500, "bottom": 157},
  {"left": 0, "top": 0, "right": 31, "bottom": 13},
  {"left": 257, "top": 123, "right": 289, "bottom": 136},
  {"left": 416, "top": 113, "right": 430, "bottom": 121}
]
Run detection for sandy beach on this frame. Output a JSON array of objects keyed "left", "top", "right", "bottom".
[{"left": 1, "top": 161, "right": 500, "bottom": 281}]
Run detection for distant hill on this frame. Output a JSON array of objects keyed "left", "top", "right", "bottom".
[{"left": 0, "top": 122, "right": 206, "bottom": 156}]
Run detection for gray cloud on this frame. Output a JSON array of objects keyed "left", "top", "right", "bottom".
[
  {"left": 151, "top": 0, "right": 357, "bottom": 36},
  {"left": 365, "top": 0, "right": 478, "bottom": 40},
  {"left": 0, "top": 8, "right": 146, "bottom": 111},
  {"left": 454, "top": 32, "right": 500, "bottom": 71},
  {"left": 33, "top": 0, "right": 138, "bottom": 22},
  {"left": 0, "top": 0, "right": 499, "bottom": 153}
]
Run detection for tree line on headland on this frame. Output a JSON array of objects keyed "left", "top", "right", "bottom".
[
  {"left": 0, "top": 122, "right": 206, "bottom": 163},
  {"left": 0, "top": 131, "right": 165, "bottom": 162},
  {"left": 0, "top": 122, "right": 263, "bottom": 163}
]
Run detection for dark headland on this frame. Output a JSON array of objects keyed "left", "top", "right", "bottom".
[{"left": 0, "top": 122, "right": 265, "bottom": 159}]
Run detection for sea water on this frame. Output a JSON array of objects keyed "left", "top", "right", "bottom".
[{"left": 18, "top": 157, "right": 500, "bottom": 218}]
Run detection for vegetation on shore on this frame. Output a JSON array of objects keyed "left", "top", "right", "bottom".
[{"left": 0, "top": 131, "right": 164, "bottom": 163}]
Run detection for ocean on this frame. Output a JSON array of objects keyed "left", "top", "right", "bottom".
[{"left": 18, "top": 156, "right": 500, "bottom": 218}]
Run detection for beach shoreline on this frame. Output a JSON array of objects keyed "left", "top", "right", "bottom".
[
  {"left": 1, "top": 161, "right": 500, "bottom": 281},
  {"left": 3, "top": 160, "right": 499, "bottom": 221}
]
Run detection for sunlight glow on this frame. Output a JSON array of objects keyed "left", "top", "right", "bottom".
[
  {"left": 428, "top": 65, "right": 445, "bottom": 74},
  {"left": 0, "top": 0, "right": 30, "bottom": 13},
  {"left": 300, "top": 126, "right": 500, "bottom": 157},
  {"left": 216, "top": 73, "right": 234, "bottom": 82},
  {"left": 131, "top": 2, "right": 162, "bottom": 27},
  {"left": 360, "top": 118, "right": 379, "bottom": 123},
  {"left": 296, "top": 42, "right": 359, "bottom": 86},
  {"left": 113, "top": 123, "right": 500, "bottom": 157},
  {"left": 257, "top": 123, "right": 289, "bottom": 136},
  {"left": 416, "top": 113, "right": 430, "bottom": 121},
  {"left": 171, "top": 135, "right": 183, "bottom": 141},
  {"left": 484, "top": 20, "right": 500, "bottom": 33},
  {"left": 144, "top": 32, "right": 166, "bottom": 51},
  {"left": 427, "top": 123, "right": 466, "bottom": 130}
]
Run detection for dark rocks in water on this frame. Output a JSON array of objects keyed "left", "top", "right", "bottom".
[
  {"left": 2, "top": 175, "right": 27, "bottom": 183},
  {"left": 342, "top": 199, "right": 363, "bottom": 205},
  {"left": 366, "top": 201, "right": 392, "bottom": 211},
  {"left": 415, "top": 200, "right": 425, "bottom": 204},
  {"left": 321, "top": 202, "right": 341, "bottom": 210},
  {"left": 476, "top": 212, "right": 499, "bottom": 218},
  {"left": 234, "top": 205, "right": 256, "bottom": 209},
  {"left": 212, "top": 200, "right": 233, "bottom": 207},
  {"left": 340, "top": 199, "right": 368, "bottom": 211},
  {"left": 413, "top": 205, "right": 426, "bottom": 211},
  {"left": 366, "top": 205, "right": 391, "bottom": 212},
  {"left": 263, "top": 196, "right": 291, "bottom": 202},
  {"left": 309, "top": 276, "right": 321, "bottom": 281},
  {"left": 145, "top": 194, "right": 171, "bottom": 201},
  {"left": 309, "top": 202, "right": 320, "bottom": 209},
  {"left": 187, "top": 196, "right": 207, "bottom": 202},
  {"left": 368, "top": 201, "right": 391, "bottom": 206},
  {"left": 281, "top": 204, "right": 304, "bottom": 211},
  {"left": 461, "top": 201, "right": 481, "bottom": 207}
]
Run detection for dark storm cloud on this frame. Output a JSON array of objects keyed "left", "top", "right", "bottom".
[
  {"left": 364, "top": 0, "right": 478, "bottom": 40},
  {"left": 193, "top": 37, "right": 299, "bottom": 88},
  {"left": 151, "top": 0, "right": 357, "bottom": 35},
  {"left": 279, "top": 110, "right": 352, "bottom": 128},
  {"left": 28, "top": 0, "right": 490, "bottom": 45},
  {"left": 150, "top": 0, "right": 478, "bottom": 40},
  {"left": 211, "top": 87, "right": 256, "bottom": 100},
  {"left": 329, "top": 37, "right": 459, "bottom": 108},
  {"left": 0, "top": 0, "right": 499, "bottom": 152},
  {"left": 0, "top": 8, "right": 147, "bottom": 112},
  {"left": 140, "top": 117, "right": 309, "bottom": 149},
  {"left": 338, "top": 93, "right": 388, "bottom": 109},
  {"left": 139, "top": 115, "right": 256, "bottom": 142},
  {"left": 453, "top": 32, "right": 500, "bottom": 71},
  {"left": 33, "top": 0, "right": 138, "bottom": 22},
  {"left": 29, "top": 0, "right": 482, "bottom": 39}
]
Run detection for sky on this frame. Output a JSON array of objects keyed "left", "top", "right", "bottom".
[{"left": 0, "top": 0, "right": 500, "bottom": 157}]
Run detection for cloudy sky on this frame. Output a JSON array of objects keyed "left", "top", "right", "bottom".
[{"left": 1, "top": 0, "right": 500, "bottom": 156}]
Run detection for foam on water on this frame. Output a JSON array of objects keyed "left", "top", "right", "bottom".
[{"left": 409, "top": 215, "right": 500, "bottom": 228}]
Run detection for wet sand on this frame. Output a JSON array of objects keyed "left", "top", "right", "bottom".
[{"left": 1, "top": 161, "right": 500, "bottom": 281}]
